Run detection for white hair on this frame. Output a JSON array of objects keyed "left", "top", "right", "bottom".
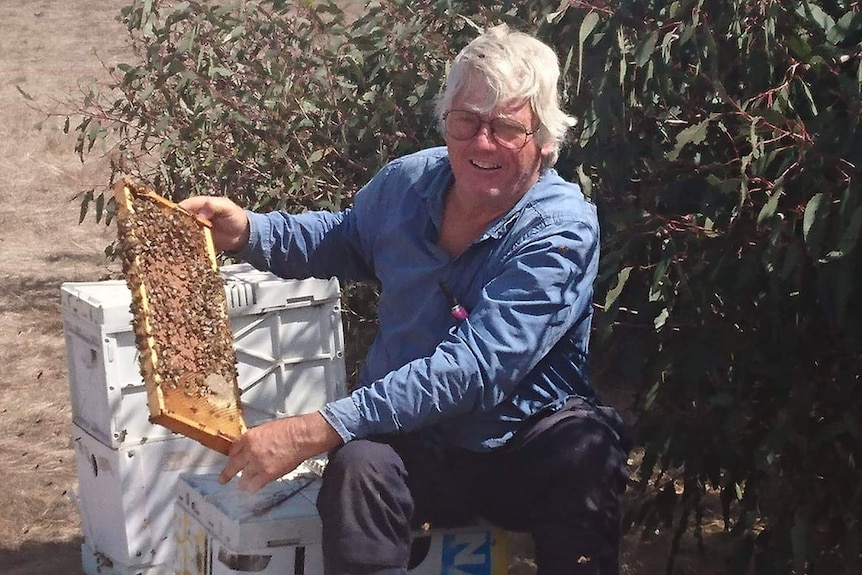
[{"left": 435, "top": 24, "right": 576, "bottom": 169}]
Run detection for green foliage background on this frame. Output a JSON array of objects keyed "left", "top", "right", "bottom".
[{"left": 70, "top": 0, "right": 861, "bottom": 572}]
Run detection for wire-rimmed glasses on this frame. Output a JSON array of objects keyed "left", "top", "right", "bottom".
[{"left": 442, "top": 110, "right": 537, "bottom": 150}]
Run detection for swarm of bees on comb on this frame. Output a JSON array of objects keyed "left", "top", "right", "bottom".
[{"left": 114, "top": 177, "right": 246, "bottom": 454}]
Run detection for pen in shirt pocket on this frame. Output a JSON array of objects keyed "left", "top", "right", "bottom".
[{"left": 438, "top": 280, "right": 469, "bottom": 320}]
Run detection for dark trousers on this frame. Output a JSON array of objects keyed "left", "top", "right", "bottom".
[{"left": 316, "top": 397, "right": 630, "bottom": 575}]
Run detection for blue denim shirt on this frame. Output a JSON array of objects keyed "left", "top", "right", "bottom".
[{"left": 239, "top": 147, "right": 599, "bottom": 451}]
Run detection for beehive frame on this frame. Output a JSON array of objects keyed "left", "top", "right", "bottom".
[{"left": 113, "top": 177, "right": 246, "bottom": 454}]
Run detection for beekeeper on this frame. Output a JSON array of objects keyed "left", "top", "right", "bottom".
[{"left": 181, "top": 24, "right": 629, "bottom": 575}]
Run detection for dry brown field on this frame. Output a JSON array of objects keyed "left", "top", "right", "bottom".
[
  {"left": 0, "top": 2, "right": 733, "bottom": 574},
  {"left": 1, "top": 1, "right": 125, "bottom": 573}
]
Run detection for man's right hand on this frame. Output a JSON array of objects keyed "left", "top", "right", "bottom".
[
  {"left": 179, "top": 196, "right": 251, "bottom": 253},
  {"left": 219, "top": 412, "right": 344, "bottom": 493}
]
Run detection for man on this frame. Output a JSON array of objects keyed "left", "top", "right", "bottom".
[{"left": 181, "top": 24, "right": 629, "bottom": 575}]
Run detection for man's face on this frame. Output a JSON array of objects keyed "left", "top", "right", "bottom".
[{"left": 444, "top": 90, "right": 551, "bottom": 213}]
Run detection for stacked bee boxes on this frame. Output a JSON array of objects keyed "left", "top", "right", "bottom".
[
  {"left": 174, "top": 470, "right": 511, "bottom": 575},
  {"left": 63, "top": 263, "right": 347, "bottom": 575}
]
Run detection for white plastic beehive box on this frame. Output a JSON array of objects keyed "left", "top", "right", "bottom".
[
  {"left": 174, "top": 471, "right": 510, "bottom": 575},
  {"left": 174, "top": 462, "right": 324, "bottom": 575},
  {"left": 62, "top": 263, "right": 347, "bottom": 448},
  {"left": 73, "top": 423, "right": 229, "bottom": 572}
]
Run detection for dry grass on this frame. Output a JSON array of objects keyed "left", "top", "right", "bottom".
[
  {"left": 0, "top": 2, "right": 125, "bottom": 573},
  {"left": 0, "top": 2, "right": 736, "bottom": 574}
]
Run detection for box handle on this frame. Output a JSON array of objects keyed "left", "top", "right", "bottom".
[{"left": 216, "top": 549, "right": 272, "bottom": 572}]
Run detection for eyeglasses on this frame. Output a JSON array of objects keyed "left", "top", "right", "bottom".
[{"left": 442, "top": 110, "right": 537, "bottom": 150}]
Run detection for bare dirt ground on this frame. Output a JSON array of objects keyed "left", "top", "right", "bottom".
[
  {"left": 0, "top": 2, "right": 126, "bottom": 574},
  {"left": 0, "top": 2, "right": 735, "bottom": 574}
]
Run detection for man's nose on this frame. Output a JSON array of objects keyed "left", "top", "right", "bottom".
[{"left": 473, "top": 122, "right": 496, "bottom": 147}]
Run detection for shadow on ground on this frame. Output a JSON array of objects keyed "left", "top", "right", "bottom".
[{"left": 0, "top": 538, "right": 85, "bottom": 575}]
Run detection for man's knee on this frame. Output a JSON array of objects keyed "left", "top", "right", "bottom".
[
  {"left": 317, "top": 439, "right": 414, "bottom": 570},
  {"left": 543, "top": 407, "right": 629, "bottom": 493},
  {"left": 323, "top": 439, "right": 405, "bottom": 485},
  {"left": 317, "top": 439, "right": 411, "bottom": 521}
]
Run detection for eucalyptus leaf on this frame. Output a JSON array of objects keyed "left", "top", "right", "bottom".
[
  {"left": 577, "top": 12, "right": 600, "bottom": 95},
  {"left": 654, "top": 307, "right": 669, "bottom": 330},
  {"left": 826, "top": 11, "right": 857, "bottom": 45},
  {"left": 668, "top": 116, "right": 712, "bottom": 161},
  {"left": 78, "top": 189, "right": 94, "bottom": 225},
  {"left": 757, "top": 190, "right": 782, "bottom": 225},
  {"left": 545, "top": 0, "right": 570, "bottom": 24},
  {"left": 604, "top": 266, "right": 632, "bottom": 310},
  {"left": 635, "top": 31, "right": 658, "bottom": 67},
  {"left": 802, "top": 193, "right": 824, "bottom": 242},
  {"left": 797, "top": 1, "right": 835, "bottom": 32}
]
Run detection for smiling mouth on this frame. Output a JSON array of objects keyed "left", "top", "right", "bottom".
[{"left": 470, "top": 159, "right": 501, "bottom": 170}]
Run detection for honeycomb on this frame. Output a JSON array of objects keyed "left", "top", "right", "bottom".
[{"left": 114, "top": 177, "right": 246, "bottom": 454}]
